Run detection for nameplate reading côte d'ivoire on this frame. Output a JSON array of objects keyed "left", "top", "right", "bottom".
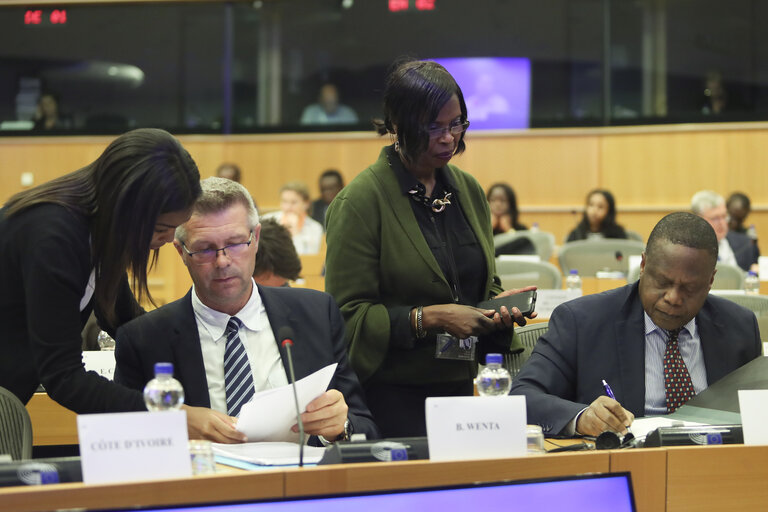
[{"left": 77, "top": 410, "right": 191, "bottom": 484}]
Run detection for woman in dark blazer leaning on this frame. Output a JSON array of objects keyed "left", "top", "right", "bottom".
[
  {"left": 324, "top": 60, "right": 533, "bottom": 437},
  {"left": 0, "top": 128, "right": 201, "bottom": 415}
]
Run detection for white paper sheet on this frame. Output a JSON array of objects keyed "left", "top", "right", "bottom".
[
  {"left": 235, "top": 363, "right": 337, "bottom": 442},
  {"left": 212, "top": 442, "right": 326, "bottom": 466}
]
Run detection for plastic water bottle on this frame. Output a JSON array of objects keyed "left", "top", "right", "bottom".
[
  {"left": 530, "top": 222, "right": 540, "bottom": 233},
  {"left": 566, "top": 269, "right": 582, "bottom": 292},
  {"left": 143, "top": 362, "right": 185, "bottom": 411},
  {"left": 745, "top": 271, "right": 760, "bottom": 295},
  {"left": 477, "top": 353, "right": 512, "bottom": 396}
]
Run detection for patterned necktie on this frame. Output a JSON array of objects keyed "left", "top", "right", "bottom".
[
  {"left": 224, "top": 317, "right": 255, "bottom": 417},
  {"left": 663, "top": 328, "right": 695, "bottom": 413}
]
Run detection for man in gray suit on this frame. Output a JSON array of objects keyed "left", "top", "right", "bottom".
[
  {"left": 511, "top": 212, "right": 761, "bottom": 437},
  {"left": 692, "top": 190, "right": 759, "bottom": 273}
]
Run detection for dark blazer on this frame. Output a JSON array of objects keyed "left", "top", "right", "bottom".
[
  {"left": 114, "top": 286, "right": 379, "bottom": 442},
  {"left": 510, "top": 282, "right": 762, "bottom": 435},
  {"left": 0, "top": 203, "right": 144, "bottom": 412},
  {"left": 726, "top": 230, "right": 760, "bottom": 271}
]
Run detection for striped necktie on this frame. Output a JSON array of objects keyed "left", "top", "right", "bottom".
[
  {"left": 663, "top": 328, "right": 695, "bottom": 413},
  {"left": 224, "top": 317, "right": 255, "bottom": 417}
]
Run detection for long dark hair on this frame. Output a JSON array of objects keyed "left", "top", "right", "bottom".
[
  {"left": 486, "top": 183, "right": 525, "bottom": 232},
  {"left": 573, "top": 189, "right": 625, "bottom": 239},
  {"left": 4, "top": 128, "right": 201, "bottom": 325},
  {"left": 374, "top": 59, "right": 468, "bottom": 165}
]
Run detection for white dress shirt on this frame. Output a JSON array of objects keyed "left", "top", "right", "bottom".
[
  {"left": 262, "top": 211, "right": 324, "bottom": 255},
  {"left": 191, "top": 279, "right": 288, "bottom": 414},
  {"left": 643, "top": 312, "right": 707, "bottom": 416},
  {"left": 718, "top": 237, "right": 738, "bottom": 268}
]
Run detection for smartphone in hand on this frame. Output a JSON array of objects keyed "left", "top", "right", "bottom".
[{"left": 477, "top": 290, "right": 537, "bottom": 316}]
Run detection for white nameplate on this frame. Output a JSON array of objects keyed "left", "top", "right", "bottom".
[
  {"left": 78, "top": 410, "right": 191, "bottom": 484},
  {"left": 425, "top": 396, "right": 527, "bottom": 461},
  {"left": 534, "top": 289, "right": 581, "bottom": 318},
  {"left": 628, "top": 255, "right": 642, "bottom": 280},
  {"left": 739, "top": 390, "right": 768, "bottom": 445},
  {"left": 759, "top": 256, "right": 768, "bottom": 281},
  {"left": 82, "top": 351, "right": 116, "bottom": 380}
]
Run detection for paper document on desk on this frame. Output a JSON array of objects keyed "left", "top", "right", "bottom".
[
  {"left": 212, "top": 442, "right": 326, "bottom": 466},
  {"left": 631, "top": 417, "right": 704, "bottom": 440},
  {"left": 236, "top": 363, "right": 337, "bottom": 442}
]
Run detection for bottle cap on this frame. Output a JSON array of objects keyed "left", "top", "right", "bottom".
[
  {"left": 748, "top": 271, "right": 757, "bottom": 277},
  {"left": 154, "top": 362, "right": 174, "bottom": 376},
  {"left": 569, "top": 269, "right": 578, "bottom": 275},
  {"left": 486, "top": 353, "right": 503, "bottom": 365}
]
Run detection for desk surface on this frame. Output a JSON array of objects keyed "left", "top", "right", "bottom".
[{"left": 5, "top": 440, "right": 768, "bottom": 512}]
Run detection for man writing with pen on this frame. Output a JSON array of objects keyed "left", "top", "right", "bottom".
[{"left": 510, "top": 212, "right": 761, "bottom": 437}]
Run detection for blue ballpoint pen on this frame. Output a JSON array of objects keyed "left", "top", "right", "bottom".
[
  {"left": 602, "top": 379, "right": 631, "bottom": 432},
  {"left": 602, "top": 379, "right": 616, "bottom": 399}
]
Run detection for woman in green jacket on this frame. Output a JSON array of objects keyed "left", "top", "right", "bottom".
[{"left": 325, "top": 59, "right": 532, "bottom": 437}]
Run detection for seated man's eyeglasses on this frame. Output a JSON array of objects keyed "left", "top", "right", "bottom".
[
  {"left": 426, "top": 120, "right": 470, "bottom": 139},
  {"left": 181, "top": 231, "right": 254, "bottom": 264}
]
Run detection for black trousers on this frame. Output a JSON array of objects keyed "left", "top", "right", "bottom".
[{"left": 364, "top": 380, "right": 474, "bottom": 438}]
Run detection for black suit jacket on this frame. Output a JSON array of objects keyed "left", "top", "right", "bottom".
[
  {"left": 114, "top": 286, "right": 379, "bottom": 442},
  {"left": 726, "top": 230, "right": 760, "bottom": 271},
  {"left": 510, "top": 283, "right": 762, "bottom": 435}
]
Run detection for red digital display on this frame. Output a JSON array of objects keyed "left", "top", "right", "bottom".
[
  {"left": 388, "top": 0, "right": 409, "bottom": 12},
  {"left": 415, "top": 0, "right": 435, "bottom": 10},
  {"left": 24, "top": 8, "right": 67, "bottom": 25}
]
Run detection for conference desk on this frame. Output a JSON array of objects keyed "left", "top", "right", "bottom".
[{"left": 3, "top": 444, "right": 768, "bottom": 512}]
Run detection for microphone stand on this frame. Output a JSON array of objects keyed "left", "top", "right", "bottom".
[{"left": 282, "top": 339, "right": 305, "bottom": 467}]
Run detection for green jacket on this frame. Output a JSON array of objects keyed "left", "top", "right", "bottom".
[{"left": 325, "top": 146, "right": 522, "bottom": 387}]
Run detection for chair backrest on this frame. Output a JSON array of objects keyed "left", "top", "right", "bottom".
[
  {"left": 712, "top": 262, "right": 745, "bottom": 290},
  {"left": 504, "top": 322, "right": 549, "bottom": 378},
  {"left": 496, "top": 258, "right": 563, "bottom": 290},
  {"left": 558, "top": 239, "right": 646, "bottom": 277},
  {"left": 0, "top": 387, "right": 33, "bottom": 460},
  {"left": 494, "top": 230, "right": 556, "bottom": 262},
  {"left": 714, "top": 293, "right": 768, "bottom": 342}
]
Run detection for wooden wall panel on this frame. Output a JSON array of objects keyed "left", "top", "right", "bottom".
[{"left": 1, "top": 124, "right": 765, "bottom": 305}]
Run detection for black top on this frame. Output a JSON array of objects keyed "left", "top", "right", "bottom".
[
  {"left": 0, "top": 203, "right": 145, "bottom": 411},
  {"left": 386, "top": 146, "right": 486, "bottom": 345},
  {"left": 566, "top": 223, "right": 628, "bottom": 242}
]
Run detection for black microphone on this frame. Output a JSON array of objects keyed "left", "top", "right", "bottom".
[
  {"left": 615, "top": 251, "right": 624, "bottom": 262},
  {"left": 278, "top": 326, "right": 304, "bottom": 467},
  {"left": 595, "top": 431, "right": 641, "bottom": 450}
]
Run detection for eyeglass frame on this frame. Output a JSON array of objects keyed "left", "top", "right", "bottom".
[
  {"left": 425, "top": 120, "right": 470, "bottom": 139},
  {"left": 180, "top": 230, "right": 254, "bottom": 264}
]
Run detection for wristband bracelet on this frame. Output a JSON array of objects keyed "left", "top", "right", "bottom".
[{"left": 416, "top": 306, "right": 426, "bottom": 339}]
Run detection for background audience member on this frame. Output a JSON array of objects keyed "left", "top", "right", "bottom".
[
  {"left": 692, "top": 190, "right": 759, "bottom": 272},
  {"left": 512, "top": 212, "right": 761, "bottom": 437},
  {"left": 300, "top": 83, "right": 359, "bottom": 125},
  {"left": 727, "top": 191, "right": 756, "bottom": 238},
  {"left": 216, "top": 162, "right": 242, "bottom": 183},
  {"left": 33, "top": 92, "right": 70, "bottom": 131},
  {"left": 0, "top": 128, "right": 201, "bottom": 413},
  {"left": 253, "top": 218, "right": 302, "bottom": 287},
  {"left": 309, "top": 169, "right": 345, "bottom": 228},
  {"left": 263, "top": 181, "right": 324, "bottom": 254},
  {"left": 325, "top": 59, "right": 531, "bottom": 438},
  {"left": 566, "top": 189, "right": 627, "bottom": 242},
  {"left": 486, "top": 182, "right": 527, "bottom": 235}
]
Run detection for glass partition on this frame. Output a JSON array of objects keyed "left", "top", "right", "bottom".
[{"left": 1, "top": 0, "right": 767, "bottom": 135}]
